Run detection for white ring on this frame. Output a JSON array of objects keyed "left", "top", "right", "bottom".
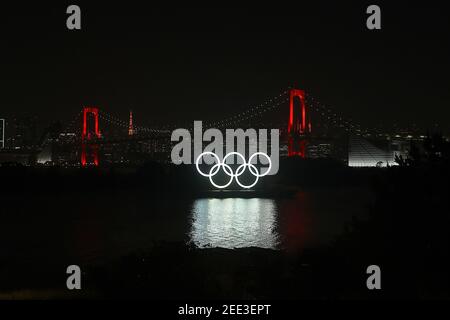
[
  {"left": 208, "top": 163, "right": 234, "bottom": 189},
  {"left": 235, "top": 163, "right": 259, "bottom": 189},
  {"left": 195, "top": 152, "right": 220, "bottom": 177},
  {"left": 195, "top": 151, "right": 272, "bottom": 189},
  {"left": 223, "top": 152, "right": 246, "bottom": 169},
  {"left": 248, "top": 152, "right": 272, "bottom": 177}
]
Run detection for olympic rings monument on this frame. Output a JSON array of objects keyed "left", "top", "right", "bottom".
[
  {"left": 171, "top": 121, "right": 279, "bottom": 190},
  {"left": 195, "top": 152, "right": 272, "bottom": 189}
]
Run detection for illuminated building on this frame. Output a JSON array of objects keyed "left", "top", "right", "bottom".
[
  {"left": 10, "top": 116, "right": 38, "bottom": 149},
  {"left": 348, "top": 135, "right": 395, "bottom": 167},
  {"left": 0, "top": 119, "right": 4, "bottom": 149}
]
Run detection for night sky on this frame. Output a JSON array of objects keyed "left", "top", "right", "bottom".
[{"left": 1, "top": 2, "right": 449, "bottom": 132}]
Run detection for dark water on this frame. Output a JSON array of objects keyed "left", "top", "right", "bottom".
[{"left": 2, "top": 188, "right": 373, "bottom": 266}]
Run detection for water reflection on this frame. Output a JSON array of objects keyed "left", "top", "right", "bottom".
[{"left": 189, "top": 198, "right": 280, "bottom": 249}]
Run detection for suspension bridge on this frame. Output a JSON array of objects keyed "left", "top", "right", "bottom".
[{"left": 39, "top": 87, "right": 396, "bottom": 167}]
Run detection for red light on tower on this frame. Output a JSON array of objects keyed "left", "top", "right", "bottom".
[
  {"left": 288, "top": 88, "right": 310, "bottom": 158},
  {"left": 288, "top": 89, "right": 308, "bottom": 134},
  {"left": 82, "top": 107, "right": 100, "bottom": 140},
  {"left": 128, "top": 110, "right": 134, "bottom": 136},
  {"left": 81, "top": 107, "right": 100, "bottom": 167}
]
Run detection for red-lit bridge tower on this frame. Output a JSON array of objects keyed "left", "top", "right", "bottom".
[
  {"left": 288, "top": 89, "right": 311, "bottom": 157},
  {"left": 81, "top": 107, "right": 101, "bottom": 166}
]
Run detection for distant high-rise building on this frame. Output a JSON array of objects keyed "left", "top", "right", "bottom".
[
  {"left": 348, "top": 135, "right": 395, "bottom": 167},
  {"left": 0, "top": 119, "right": 5, "bottom": 149},
  {"left": 10, "top": 116, "right": 38, "bottom": 149},
  {"left": 307, "top": 143, "right": 332, "bottom": 159}
]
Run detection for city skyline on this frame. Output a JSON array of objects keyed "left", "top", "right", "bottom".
[{"left": 1, "top": 3, "right": 450, "bottom": 306}]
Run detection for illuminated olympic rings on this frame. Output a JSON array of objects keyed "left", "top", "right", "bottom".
[{"left": 195, "top": 152, "right": 272, "bottom": 189}]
